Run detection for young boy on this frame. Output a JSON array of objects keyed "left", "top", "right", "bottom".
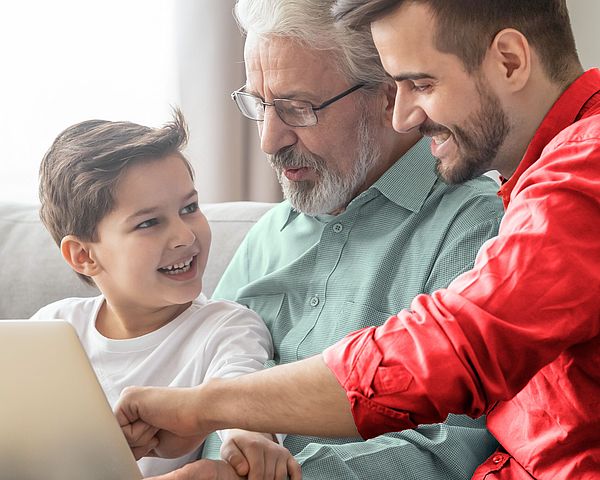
[{"left": 32, "top": 110, "right": 299, "bottom": 479}]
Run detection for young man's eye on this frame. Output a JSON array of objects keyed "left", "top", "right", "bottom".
[
  {"left": 181, "top": 202, "right": 199, "bottom": 215},
  {"left": 411, "top": 82, "right": 432, "bottom": 93},
  {"left": 136, "top": 218, "right": 158, "bottom": 229}
]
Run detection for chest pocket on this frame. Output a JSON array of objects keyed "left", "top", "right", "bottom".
[
  {"left": 238, "top": 293, "right": 287, "bottom": 359},
  {"left": 297, "top": 300, "right": 396, "bottom": 359},
  {"left": 337, "top": 300, "right": 396, "bottom": 331}
]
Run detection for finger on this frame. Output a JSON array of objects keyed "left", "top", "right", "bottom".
[
  {"left": 287, "top": 456, "right": 303, "bottom": 480},
  {"left": 114, "top": 386, "right": 143, "bottom": 426},
  {"left": 246, "top": 449, "right": 265, "bottom": 480},
  {"left": 221, "top": 443, "right": 250, "bottom": 476},
  {"left": 273, "top": 457, "right": 287, "bottom": 480},
  {"left": 262, "top": 451, "right": 276, "bottom": 480},
  {"left": 122, "top": 420, "right": 159, "bottom": 447},
  {"left": 130, "top": 437, "right": 159, "bottom": 461}
]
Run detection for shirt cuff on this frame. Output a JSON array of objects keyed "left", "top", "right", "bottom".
[{"left": 323, "top": 326, "right": 416, "bottom": 439}]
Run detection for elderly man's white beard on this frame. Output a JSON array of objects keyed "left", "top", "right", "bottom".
[{"left": 269, "top": 116, "right": 381, "bottom": 215}]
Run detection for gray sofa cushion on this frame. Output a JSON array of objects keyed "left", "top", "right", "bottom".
[{"left": 0, "top": 201, "right": 273, "bottom": 319}]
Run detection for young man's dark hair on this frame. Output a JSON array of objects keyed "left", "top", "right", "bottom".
[{"left": 333, "top": 0, "right": 581, "bottom": 84}]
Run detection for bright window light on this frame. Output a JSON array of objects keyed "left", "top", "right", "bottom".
[{"left": 0, "top": 0, "right": 177, "bottom": 203}]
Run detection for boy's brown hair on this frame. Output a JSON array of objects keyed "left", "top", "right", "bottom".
[
  {"left": 333, "top": 0, "right": 581, "bottom": 85},
  {"left": 39, "top": 109, "right": 192, "bottom": 286}
]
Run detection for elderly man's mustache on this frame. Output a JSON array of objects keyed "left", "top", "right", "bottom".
[{"left": 269, "top": 146, "right": 324, "bottom": 172}]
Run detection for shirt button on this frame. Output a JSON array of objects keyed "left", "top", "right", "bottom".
[
  {"left": 332, "top": 223, "right": 343, "bottom": 233},
  {"left": 492, "top": 454, "right": 504, "bottom": 464},
  {"left": 309, "top": 296, "right": 319, "bottom": 307}
]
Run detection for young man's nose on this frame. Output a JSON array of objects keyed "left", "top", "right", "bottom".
[
  {"left": 392, "top": 92, "right": 427, "bottom": 134},
  {"left": 259, "top": 107, "right": 298, "bottom": 155}
]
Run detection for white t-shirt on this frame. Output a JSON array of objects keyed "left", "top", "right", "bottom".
[{"left": 31, "top": 293, "right": 273, "bottom": 477}]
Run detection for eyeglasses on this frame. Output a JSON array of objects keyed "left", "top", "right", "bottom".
[{"left": 230, "top": 83, "right": 365, "bottom": 127}]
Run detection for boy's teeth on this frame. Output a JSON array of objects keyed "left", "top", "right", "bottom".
[{"left": 160, "top": 257, "right": 193, "bottom": 272}]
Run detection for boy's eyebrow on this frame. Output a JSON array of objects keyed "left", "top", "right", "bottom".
[{"left": 126, "top": 190, "right": 198, "bottom": 221}]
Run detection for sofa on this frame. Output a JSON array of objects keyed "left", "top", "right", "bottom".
[{"left": 0, "top": 201, "right": 275, "bottom": 319}]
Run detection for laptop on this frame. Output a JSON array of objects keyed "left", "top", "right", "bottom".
[{"left": 0, "top": 320, "right": 143, "bottom": 480}]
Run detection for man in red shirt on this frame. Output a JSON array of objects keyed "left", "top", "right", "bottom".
[{"left": 116, "top": 1, "right": 599, "bottom": 479}]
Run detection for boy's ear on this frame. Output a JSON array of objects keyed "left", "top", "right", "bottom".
[{"left": 60, "top": 235, "right": 102, "bottom": 277}]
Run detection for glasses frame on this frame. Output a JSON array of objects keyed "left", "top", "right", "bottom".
[{"left": 230, "top": 83, "right": 365, "bottom": 127}]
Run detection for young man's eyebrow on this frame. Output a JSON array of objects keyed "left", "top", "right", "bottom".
[{"left": 391, "top": 73, "right": 436, "bottom": 82}]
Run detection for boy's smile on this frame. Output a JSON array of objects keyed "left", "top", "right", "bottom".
[
  {"left": 158, "top": 255, "right": 198, "bottom": 280},
  {"left": 88, "top": 153, "right": 211, "bottom": 337}
]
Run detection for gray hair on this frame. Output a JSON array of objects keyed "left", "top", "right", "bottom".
[{"left": 234, "top": 0, "right": 391, "bottom": 89}]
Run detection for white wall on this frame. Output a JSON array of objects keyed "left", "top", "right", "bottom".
[{"left": 568, "top": 0, "right": 600, "bottom": 69}]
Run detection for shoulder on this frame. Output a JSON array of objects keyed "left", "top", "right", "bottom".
[
  {"left": 181, "top": 297, "right": 271, "bottom": 354},
  {"left": 31, "top": 295, "right": 102, "bottom": 321},
  {"left": 186, "top": 296, "right": 266, "bottom": 329},
  {"left": 548, "top": 113, "right": 600, "bottom": 151},
  {"left": 245, "top": 201, "right": 293, "bottom": 235},
  {"left": 427, "top": 175, "right": 503, "bottom": 221},
  {"left": 529, "top": 114, "right": 600, "bottom": 185}
]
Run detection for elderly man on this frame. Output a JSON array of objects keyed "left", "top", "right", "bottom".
[
  {"left": 119, "top": 0, "right": 504, "bottom": 478},
  {"left": 117, "top": 0, "right": 599, "bottom": 479}
]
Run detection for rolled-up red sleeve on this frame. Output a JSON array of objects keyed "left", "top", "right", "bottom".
[{"left": 324, "top": 122, "right": 600, "bottom": 440}]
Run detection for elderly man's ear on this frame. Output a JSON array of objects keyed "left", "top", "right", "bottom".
[
  {"left": 60, "top": 235, "right": 102, "bottom": 277},
  {"left": 381, "top": 81, "right": 397, "bottom": 126}
]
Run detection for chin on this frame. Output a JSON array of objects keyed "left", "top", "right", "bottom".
[{"left": 436, "top": 157, "right": 489, "bottom": 185}]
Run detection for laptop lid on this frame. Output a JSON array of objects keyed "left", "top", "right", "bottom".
[{"left": 0, "top": 320, "right": 143, "bottom": 480}]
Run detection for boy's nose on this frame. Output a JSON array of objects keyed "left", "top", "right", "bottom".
[{"left": 171, "top": 220, "right": 196, "bottom": 249}]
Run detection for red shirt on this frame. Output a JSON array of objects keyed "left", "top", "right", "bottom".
[{"left": 324, "top": 69, "right": 600, "bottom": 480}]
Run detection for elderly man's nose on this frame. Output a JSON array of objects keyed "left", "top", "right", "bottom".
[{"left": 259, "top": 107, "right": 297, "bottom": 155}]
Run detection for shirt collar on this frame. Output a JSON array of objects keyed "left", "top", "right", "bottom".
[
  {"left": 499, "top": 68, "right": 600, "bottom": 208},
  {"left": 280, "top": 136, "right": 438, "bottom": 230},
  {"left": 371, "top": 136, "right": 438, "bottom": 211}
]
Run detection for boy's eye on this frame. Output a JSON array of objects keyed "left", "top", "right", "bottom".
[
  {"left": 180, "top": 202, "right": 199, "bottom": 215},
  {"left": 136, "top": 218, "right": 158, "bottom": 229}
]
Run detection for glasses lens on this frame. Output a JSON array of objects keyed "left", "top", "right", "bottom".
[
  {"left": 274, "top": 99, "right": 317, "bottom": 127},
  {"left": 234, "top": 92, "right": 265, "bottom": 120}
]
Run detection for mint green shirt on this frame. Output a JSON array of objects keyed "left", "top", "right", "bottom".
[{"left": 208, "top": 138, "right": 503, "bottom": 479}]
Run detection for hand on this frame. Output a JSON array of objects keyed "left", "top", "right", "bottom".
[
  {"left": 115, "top": 386, "right": 208, "bottom": 459},
  {"left": 145, "top": 459, "right": 244, "bottom": 480},
  {"left": 221, "top": 430, "right": 302, "bottom": 480}
]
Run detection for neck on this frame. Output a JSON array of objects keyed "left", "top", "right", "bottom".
[
  {"left": 496, "top": 70, "right": 581, "bottom": 179},
  {"left": 327, "top": 129, "right": 421, "bottom": 216},
  {"left": 359, "top": 129, "right": 422, "bottom": 192},
  {"left": 96, "top": 299, "right": 191, "bottom": 339}
]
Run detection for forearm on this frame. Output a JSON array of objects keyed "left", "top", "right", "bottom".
[{"left": 199, "top": 354, "right": 358, "bottom": 438}]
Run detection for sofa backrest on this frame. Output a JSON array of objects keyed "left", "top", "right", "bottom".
[{"left": 0, "top": 201, "right": 274, "bottom": 319}]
